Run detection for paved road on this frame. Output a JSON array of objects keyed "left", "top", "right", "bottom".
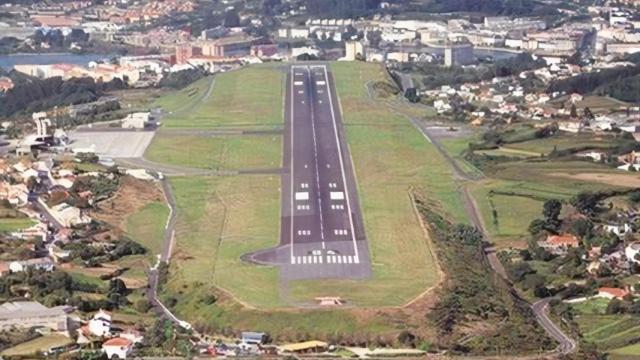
[
  {"left": 146, "top": 179, "right": 192, "bottom": 330},
  {"left": 387, "top": 96, "right": 577, "bottom": 356},
  {"left": 115, "top": 157, "right": 282, "bottom": 177},
  {"left": 249, "top": 64, "right": 371, "bottom": 280}
]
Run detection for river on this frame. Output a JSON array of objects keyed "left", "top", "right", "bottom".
[{"left": 0, "top": 53, "right": 113, "bottom": 70}]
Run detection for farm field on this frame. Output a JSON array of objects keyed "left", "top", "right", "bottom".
[
  {"left": 576, "top": 314, "right": 640, "bottom": 354},
  {"left": 0, "top": 217, "right": 35, "bottom": 232},
  {"left": 505, "top": 133, "right": 626, "bottom": 155},
  {"left": 145, "top": 133, "right": 281, "bottom": 170},
  {"left": 1, "top": 335, "right": 72, "bottom": 356}
]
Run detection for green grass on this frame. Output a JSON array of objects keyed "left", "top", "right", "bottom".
[
  {"left": 0, "top": 217, "right": 35, "bottom": 232},
  {"left": 126, "top": 201, "right": 169, "bottom": 257},
  {"left": 576, "top": 314, "right": 640, "bottom": 350},
  {"left": 156, "top": 67, "right": 283, "bottom": 129},
  {"left": 611, "top": 343, "right": 640, "bottom": 359},
  {"left": 571, "top": 297, "right": 610, "bottom": 315},
  {"left": 1, "top": 335, "right": 72, "bottom": 356},
  {"left": 440, "top": 136, "right": 484, "bottom": 177},
  {"left": 505, "top": 133, "right": 625, "bottom": 155},
  {"left": 166, "top": 175, "right": 281, "bottom": 308},
  {"left": 488, "top": 160, "right": 626, "bottom": 192},
  {"left": 153, "top": 77, "right": 213, "bottom": 118},
  {"left": 145, "top": 133, "right": 282, "bottom": 170}
]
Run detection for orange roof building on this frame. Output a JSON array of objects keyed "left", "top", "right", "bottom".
[
  {"left": 546, "top": 234, "right": 580, "bottom": 248},
  {"left": 598, "top": 287, "right": 631, "bottom": 300}
]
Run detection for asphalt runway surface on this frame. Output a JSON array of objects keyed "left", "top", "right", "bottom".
[{"left": 249, "top": 64, "right": 371, "bottom": 280}]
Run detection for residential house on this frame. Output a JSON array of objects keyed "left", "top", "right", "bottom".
[
  {"left": 539, "top": 234, "right": 580, "bottom": 255},
  {"left": 49, "top": 203, "right": 91, "bottom": 227},
  {"left": 603, "top": 223, "right": 632, "bottom": 237},
  {"left": 9, "top": 257, "right": 55, "bottom": 273},
  {"left": 0, "top": 262, "right": 9, "bottom": 277},
  {"left": 597, "top": 286, "right": 631, "bottom": 300},
  {"left": 102, "top": 337, "right": 134, "bottom": 359},
  {"left": 120, "top": 329, "right": 144, "bottom": 344}
]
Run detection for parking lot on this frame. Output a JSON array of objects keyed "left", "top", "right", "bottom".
[{"left": 68, "top": 130, "right": 155, "bottom": 158}]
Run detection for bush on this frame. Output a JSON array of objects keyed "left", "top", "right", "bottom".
[{"left": 135, "top": 299, "right": 151, "bottom": 313}]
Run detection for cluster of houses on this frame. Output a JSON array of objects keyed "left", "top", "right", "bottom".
[
  {"left": 0, "top": 157, "right": 96, "bottom": 277},
  {"left": 538, "top": 220, "right": 640, "bottom": 301},
  {"left": 0, "top": 302, "right": 143, "bottom": 358},
  {"left": 422, "top": 58, "right": 587, "bottom": 121}
]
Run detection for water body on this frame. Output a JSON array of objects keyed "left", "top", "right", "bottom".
[{"left": 0, "top": 53, "right": 113, "bottom": 70}]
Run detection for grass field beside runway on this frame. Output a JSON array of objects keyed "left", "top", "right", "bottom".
[
  {"left": 165, "top": 175, "right": 282, "bottom": 308},
  {"left": 145, "top": 133, "right": 282, "bottom": 170},
  {"left": 155, "top": 66, "right": 284, "bottom": 129}
]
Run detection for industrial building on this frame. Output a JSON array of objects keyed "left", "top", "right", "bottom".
[{"left": 444, "top": 42, "right": 475, "bottom": 67}]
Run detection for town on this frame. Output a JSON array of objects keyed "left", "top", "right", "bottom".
[{"left": 4, "top": 0, "right": 640, "bottom": 359}]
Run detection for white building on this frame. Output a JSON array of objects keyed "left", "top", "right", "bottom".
[
  {"left": 603, "top": 223, "right": 632, "bottom": 237},
  {"left": 49, "top": 203, "right": 91, "bottom": 227},
  {"left": 9, "top": 257, "right": 55, "bottom": 273},
  {"left": 121, "top": 112, "right": 150, "bottom": 129},
  {"left": 626, "top": 242, "right": 640, "bottom": 264},
  {"left": 343, "top": 41, "right": 365, "bottom": 61},
  {"left": 89, "top": 309, "right": 112, "bottom": 337}
]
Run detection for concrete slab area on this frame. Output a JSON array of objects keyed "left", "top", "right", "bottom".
[{"left": 68, "top": 130, "right": 155, "bottom": 158}]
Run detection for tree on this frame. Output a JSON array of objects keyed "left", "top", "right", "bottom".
[
  {"left": 509, "top": 262, "right": 535, "bottom": 282},
  {"left": 584, "top": 107, "right": 595, "bottom": 121},
  {"left": 223, "top": 10, "right": 240, "bottom": 27},
  {"left": 134, "top": 299, "right": 151, "bottom": 313},
  {"left": 447, "top": 224, "right": 483, "bottom": 246},
  {"left": 606, "top": 298, "right": 626, "bottom": 314},
  {"left": 404, "top": 88, "right": 420, "bottom": 103},
  {"left": 571, "top": 191, "right": 603, "bottom": 216},
  {"left": 570, "top": 103, "right": 577, "bottom": 118},
  {"left": 542, "top": 199, "right": 562, "bottom": 229},
  {"left": 570, "top": 218, "right": 593, "bottom": 239},
  {"left": 528, "top": 219, "right": 546, "bottom": 235}
]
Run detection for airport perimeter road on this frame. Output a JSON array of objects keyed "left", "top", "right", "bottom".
[{"left": 250, "top": 64, "right": 371, "bottom": 280}]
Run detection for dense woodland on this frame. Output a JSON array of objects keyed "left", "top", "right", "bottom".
[
  {"left": 415, "top": 193, "right": 553, "bottom": 355},
  {"left": 0, "top": 72, "right": 126, "bottom": 118}
]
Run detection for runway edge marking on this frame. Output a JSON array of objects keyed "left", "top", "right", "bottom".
[{"left": 316, "top": 64, "right": 360, "bottom": 263}]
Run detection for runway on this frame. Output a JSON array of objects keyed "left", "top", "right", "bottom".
[{"left": 249, "top": 64, "right": 371, "bottom": 280}]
